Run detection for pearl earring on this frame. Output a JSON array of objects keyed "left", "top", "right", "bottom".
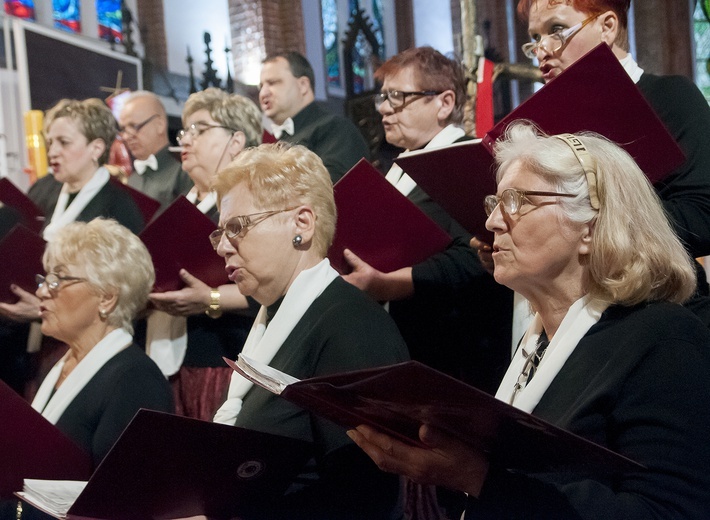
[{"left": 292, "top": 235, "right": 303, "bottom": 247}]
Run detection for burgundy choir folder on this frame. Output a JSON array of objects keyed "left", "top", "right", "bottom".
[
  {"left": 0, "top": 380, "right": 92, "bottom": 499},
  {"left": 393, "top": 140, "right": 496, "bottom": 244},
  {"left": 395, "top": 43, "right": 685, "bottom": 240},
  {"left": 0, "top": 224, "right": 46, "bottom": 303},
  {"left": 37, "top": 409, "right": 312, "bottom": 520},
  {"left": 0, "top": 177, "right": 45, "bottom": 233},
  {"left": 328, "top": 159, "right": 452, "bottom": 274},
  {"left": 109, "top": 177, "right": 161, "bottom": 225},
  {"left": 226, "top": 355, "right": 644, "bottom": 475},
  {"left": 138, "top": 196, "right": 228, "bottom": 292}
]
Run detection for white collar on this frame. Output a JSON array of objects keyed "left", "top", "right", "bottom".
[
  {"left": 495, "top": 296, "right": 609, "bottom": 412},
  {"left": 213, "top": 259, "right": 339, "bottom": 424},
  {"left": 619, "top": 53, "right": 644, "bottom": 84},
  {"left": 43, "top": 167, "right": 110, "bottom": 241},
  {"left": 186, "top": 188, "right": 217, "bottom": 215},
  {"left": 31, "top": 328, "right": 133, "bottom": 424},
  {"left": 385, "top": 124, "right": 466, "bottom": 196}
]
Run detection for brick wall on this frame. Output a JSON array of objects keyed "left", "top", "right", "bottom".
[
  {"left": 228, "top": 0, "right": 306, "bottom": 84},
  {"left": 137, "top": 0, "right": 168, "bottom": 69}
]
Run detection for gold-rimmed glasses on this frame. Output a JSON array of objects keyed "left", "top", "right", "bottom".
[
  {"left": 522, "top": 13, "right": 600, "bottom": 59},
  {"left": 209, "top": 207, "right": 298, "bottom": 249},
  {"left": 484, "top": 188, "right": 576, "bottom": 217},
  {"left": 36, "top": 273, "right": 87, "bottom": 293},
  {"left": 177, "top": 123, "right": 237, "bottom": 145}
]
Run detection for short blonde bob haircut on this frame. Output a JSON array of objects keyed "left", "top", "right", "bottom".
[
  {"left": 43, "top": 218, "right": 155, "bottom": 334},
  {"left": 182, "top": 87, "right": 262, "bottom": 148},
  {"left": 44, "top": 98, "right": 117, "bottom": 165},
  {"left": 494, "top": 121, "right": 696, "bottom": 305},
  {"left": 213, "top": 142, "right": 336, "bottom": 257}
]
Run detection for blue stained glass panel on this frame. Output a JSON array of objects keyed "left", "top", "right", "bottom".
[
  {"left": 96, "top": 0, "right": 122, "bottom": 43},
  {"left": 53, "top": 0, "right": 81, "bottom": 33},
  {"left": 322, "top": 0, "right": 340, "bottom": 88}
]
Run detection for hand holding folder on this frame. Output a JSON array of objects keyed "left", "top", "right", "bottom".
[
  {"left": 225, "top": 354, "right": 643, "bottom": 475},
  {"left": 328, "top": 159, "right": 452, "bottom": 274},
  {"left": 139, "top": 196, "right": 228, "bottom": 292}
]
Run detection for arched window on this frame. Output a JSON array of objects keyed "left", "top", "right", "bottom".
[
  {"left": 693, "top": 0, "right": 710, "bottom": 102},
  {"left": 321, "top": 0, "right": 387, "bottom": 95}
]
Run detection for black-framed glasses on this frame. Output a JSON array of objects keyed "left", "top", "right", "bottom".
[
  {"left": 36, "top": 273, "right": 87, "bottom": 292},
  {"left": 177, "top": 123, "right": 237, "bottom": 145},
  {"left": 484, "top": 188, "right": 576, "bottom": 217},
  {"left": 522, "top": 13, "right": 600, "bottom": 59},
  {"left": 374, "top": 90, "right": 443, "bottom": 110},
  {"left": 209, "top": 207, "right": 298, "bottom": 249},
  {"left": 118, "top": 114, "right": 159, "bottom": 136}
]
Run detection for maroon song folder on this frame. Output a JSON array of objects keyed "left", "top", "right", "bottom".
[
  {"left": 328, "top": 159, "right": 452, "bottom": 274},
  {"left": 394, "top": 141, "right": 497, "bottom": 244},
  {"left": 226, "top": 355, "right": 644, "bottom": 475},
  {"left": 395, "top": 43, "right": 685, "bottom": 240},
  {"left": 0, "top": 177, "right": 44, "bottom": 233},
  {"left": 0, "top": 224, "right": 46, "bottom": 303},
  {"left": 24, "top": 409, "right": 311, "bottom": 520},
  {"left": 0, "top": 380, "right": 92, "bottom": 499},
  {"left": 109, "top": 177, "right": 161, "bottom": 225},
  {"left": 138, "top": 196, "right": 228, "bottom": 292}
]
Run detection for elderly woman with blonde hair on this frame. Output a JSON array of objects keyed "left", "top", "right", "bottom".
[
  {"left": 31, "top": 218, "right": 173, "bottom": 467},
  {"left": 212, "top": 143, "right": 409, "bottom": 520},
  {"left": 350, "top": 122, "right": 710, "bottom": 519}
]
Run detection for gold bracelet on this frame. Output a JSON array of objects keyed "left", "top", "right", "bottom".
[{"left": 205, "top": 288, "right": 222, "bottom": 319}]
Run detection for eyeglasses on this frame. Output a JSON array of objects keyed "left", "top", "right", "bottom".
[
  {"left": 177, "top": 123, "right": 237, "bottom": 145},
  {"left": 118, "top": 114, "right": 159, "bottom": 136},
  {"left": 484, "top": 188, "right": 576, "bottom": 217},
  {"left": 36, "top": 273, "right": 86, "bottom": 292},
  {"left": 374, "top": 90, "right": 443, "bottom": 110},
  {"left": 522, "top": 13, "right": 600, "bottom": 59},
  {"left": 209, "top": 207, "right": 298, "bottom": 249}
]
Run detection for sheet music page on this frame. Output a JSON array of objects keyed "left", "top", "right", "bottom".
[
  {"left": 17, "top": 479, "right": 87, "bottom": 519},
  {"left": 225, "top": 354, "right": 300, "bottom": 394}
]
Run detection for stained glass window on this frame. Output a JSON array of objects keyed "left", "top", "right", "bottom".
[
  {"left": 372, "top": 0, "right": 385, "bottom": 57},
  {"left": 322, "top": 0, "right": 386, "bottom": 93},
  {"left": 3, "top": 0, "right": 35, "bottom": 20},
  {"left": 96, "top": 0, "right": 122, "bottom": 43},
  {"left": 694, "top": 1, "right": 710, "bottom": 102},
  {"left": 322, "top": 0, "right": 340, "bottom": 88},
  {"left": 53, "top": 0, "right": 81, "bottom": 33}
]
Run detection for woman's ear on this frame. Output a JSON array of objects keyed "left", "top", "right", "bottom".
[
  {"left": 293, "top": 205, "right": 316, "bottom": 245},
  {"left": 436, "top": 90, "right": 456, "bottom": 124},
  {"left": 228, "top": 131, "right": 246, "bottom": 159},
  {"left": 99, "top": 290, "right": 119, "bottom": 316},
  {"left": 578, "top": 220, "right": 595, "bottom": 256},
  {"left": 91, "top": 139, "right": 106, "bottom": 162},
  {"left": 599, "top": 10, "right": 619, "bottom": 47}
]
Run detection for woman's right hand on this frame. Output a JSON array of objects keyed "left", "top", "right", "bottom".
[
  {"left": 347, "top": 423, "right": 490, "bottom": 498},
  {"left": 0, "top": 285, "right": 41, "bottom": 322},
  {"left": 470, "top": 237, "right": 494, "bottom": 275}
]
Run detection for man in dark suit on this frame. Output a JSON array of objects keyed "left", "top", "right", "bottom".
[
  {"left": 259, "top": 51, "right": 370, "bottom": 183},
  {"left": 118, "top": 91, "right": 193, "bottom": 210}
]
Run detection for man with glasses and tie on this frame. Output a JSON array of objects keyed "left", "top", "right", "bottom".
[
  {"left": 118, "top": 91, "right": 193, "bottom": 210},
  {"left": 259, "top": 51, "right": 370, "bottom": 182}
]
